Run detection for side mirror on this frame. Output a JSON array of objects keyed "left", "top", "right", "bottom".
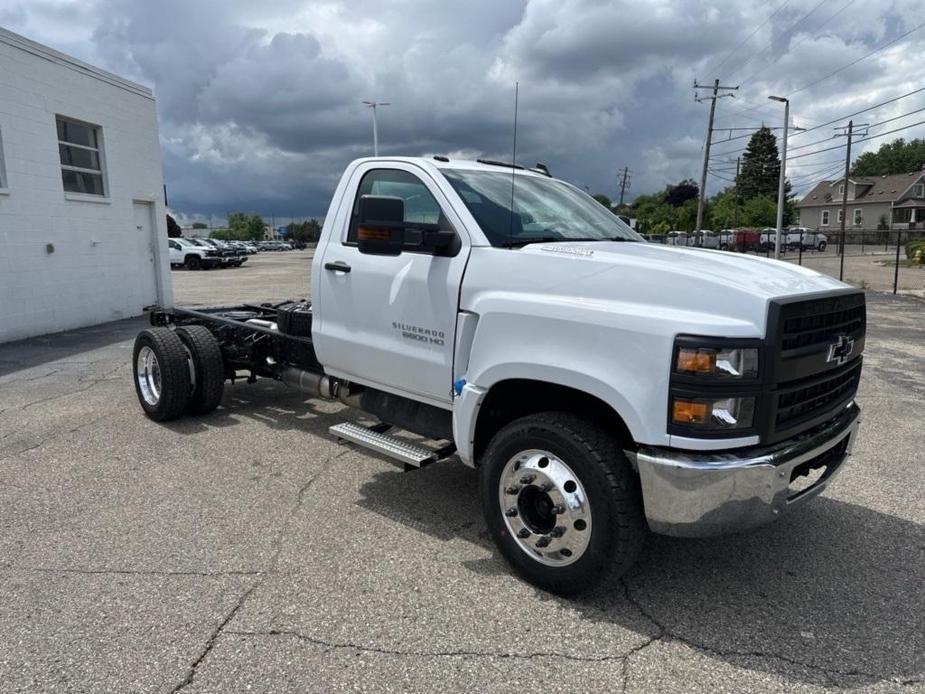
[{"left": 357, "top": 195, "right": 405, "bottom": 255}]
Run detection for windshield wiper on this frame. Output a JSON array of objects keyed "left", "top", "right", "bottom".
[
  {"left": 497, "top": 236, "right": 563, "bottom": 248},
  {"left": 498, "top": 235, "right": 639, "bottom": 248}
]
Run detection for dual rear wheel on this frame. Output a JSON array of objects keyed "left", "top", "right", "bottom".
[{"left": 133, "top": 326, "right": 224, "bottom": 421}]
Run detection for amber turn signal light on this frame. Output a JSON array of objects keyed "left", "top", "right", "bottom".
[
  {"left": 357, "top": 226, "right": 391, "bottom": 241},
  {"left": 672, "top": 398, "right": 709, "bottom": 424},
  {"left": 676, "top": 348, "right": 716, "bottom": 374}
]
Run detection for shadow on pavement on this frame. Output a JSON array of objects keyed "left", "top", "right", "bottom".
[
  {"left": 356, "top": 463, "right": 923, "bottom": 688},
  {"left": 0, "top": 316, "right": 147, "bottom": 378}
]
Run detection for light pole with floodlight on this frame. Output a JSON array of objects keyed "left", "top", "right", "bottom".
[{"left": 362, "top": 100, "right": 390, "bottom": 156}]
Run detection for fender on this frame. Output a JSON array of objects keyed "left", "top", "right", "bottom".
[{"left": 453, "top": 362, "right": 650, "bottom": 467}]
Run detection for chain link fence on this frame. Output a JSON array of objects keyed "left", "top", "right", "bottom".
[{"left": 743, "top": 228, "right": 925, "bottom": 294}]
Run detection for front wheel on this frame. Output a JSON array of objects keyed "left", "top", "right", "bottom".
[
  {"left": 817, "top": 241, "right": 827, "bottom": 252},
  {"left": 185, "top": 255, "right": 202, "bottom": 271},
  {"left": 480, "top": 412, "right": 645, "bottom": 595}
]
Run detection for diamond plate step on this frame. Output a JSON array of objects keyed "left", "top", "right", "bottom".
[{"left": 329, "top": 422, "right": 437, "bottom": 467}]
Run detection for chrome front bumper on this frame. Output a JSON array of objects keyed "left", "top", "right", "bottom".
[{"left": 635, "top": 403, "right": 860, "bottom": 537}]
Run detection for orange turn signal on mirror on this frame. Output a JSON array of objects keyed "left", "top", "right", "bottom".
[
  {"left": 676, "top": 348, "right": 716, "bottom": 374},
  {"left": 672, "top": 398, "right": 709, "bottom": 424},
  {"left": 357, "top": 226, "right": 391, "bottom": 241}
]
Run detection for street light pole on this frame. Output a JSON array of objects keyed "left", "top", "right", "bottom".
[
  {"left": 362, "top": 100, "right": 391, "bottom": 156},
  {"left": 769, "top": 95, "right": 789, "bottom": 260}
]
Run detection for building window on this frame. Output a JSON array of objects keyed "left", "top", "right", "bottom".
[
  {"left": 57, "top": 116, "right": 105, "bottom": 196},
  {"left": 914, "top": 183, "right": 924, "bottom": 198},
  {"left": 853, "top": 209, "right": 863, "bottom": 226},
  {"left": 837, "top": 208, "right": 844, "bottom": 224},
  {"left": 821, "top": 210, "right": 830, "bottom": 226},
  {"left": 838, "top": 184, "right": 844, "bottom": 196},
  {"left": 893, "top": 208, "right": 913, "bottom": 224}
]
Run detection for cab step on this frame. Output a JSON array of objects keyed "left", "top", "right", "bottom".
[{"left": 329, "top": 422, "right": 455, "bottom": 470}]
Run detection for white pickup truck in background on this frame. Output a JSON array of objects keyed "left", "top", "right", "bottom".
[{"left": 133, "top": 157, "right": 865, "bottom": 594}]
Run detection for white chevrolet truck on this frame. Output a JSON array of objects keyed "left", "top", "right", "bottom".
[{"left": 133, "top": 157, "right": 864, "bottom": 594}]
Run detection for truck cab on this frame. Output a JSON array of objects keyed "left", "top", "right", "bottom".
[{"left": 134, "top": 157, "right": 864, "bottom": 595}]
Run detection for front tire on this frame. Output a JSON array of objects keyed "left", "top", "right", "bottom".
[
  {"left": 817, "top": 240, "right": 827, "bottom": 252},
  {"left": 480, "top": 412, "right": 645, "bottom": 595},
  {"left": 133, "top": 328, "right": 191, "bottom": 421},
  {"left": 185, "top": 255, "right": 202, "bottom": 271}
]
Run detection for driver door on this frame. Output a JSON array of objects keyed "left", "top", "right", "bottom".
[{"left": 314, "top": 163, "right": 470, "bottom": 408}]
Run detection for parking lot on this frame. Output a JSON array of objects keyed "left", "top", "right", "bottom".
[{"left": 0, "top": 252, "right": 922, "bottom": 692}]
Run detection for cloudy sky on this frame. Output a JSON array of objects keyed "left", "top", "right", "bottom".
[{"left": 1, "top": 0, "right": 922, "bottom": 220}]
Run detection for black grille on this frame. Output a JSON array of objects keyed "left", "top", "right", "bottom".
[
  {"left": 776, "top": 360, "right": 861, "bottom": 430},
  {"left": 780, "top": 294, "right": 865, "bottom": 351}
]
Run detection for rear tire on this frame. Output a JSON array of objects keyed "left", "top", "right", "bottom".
[
  {"left": 817, "top": 240, "right": 827, "bottom": 252},
  {"left": 133, "top": 328, "right": 191, "bottom": 421},
  {"left": 175, "top": 325, "right": 225, "bottom": 415},
  {"left": 480, "top": 412, "right": 645, "bottom": 595},
  {"left": 185, "top": 255, "right": 202, "bottom": 271}
]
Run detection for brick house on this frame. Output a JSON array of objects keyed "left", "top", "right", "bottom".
[{"left": 796, "top": 170, "right": 925, "bottom": 230}]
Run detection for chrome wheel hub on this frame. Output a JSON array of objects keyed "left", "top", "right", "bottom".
[
  {"left": 498, "top": 449, "right": 592, "bottom": 566},
  {"left": 136, "top": 346, "right": 162, "bottom": 406}
]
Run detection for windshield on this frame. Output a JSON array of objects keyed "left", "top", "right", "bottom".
[{"left": 441, "top": 169, "right": 642, "bottom": 247}]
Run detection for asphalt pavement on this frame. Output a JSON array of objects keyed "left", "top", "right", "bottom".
[{"left": 0, "top": 251, "right": 921, "bottom": 693}]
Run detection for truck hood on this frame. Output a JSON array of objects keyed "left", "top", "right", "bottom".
[
  {"left": 461, "top": 241, "right": 850, "bottom": 339},
  {"left": 523, "top": 240, "right": 847, "bottom": 300}
]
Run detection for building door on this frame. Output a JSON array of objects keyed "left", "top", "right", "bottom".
[{"left": 132, "top": 201, "right": 160, "bottom": 306}]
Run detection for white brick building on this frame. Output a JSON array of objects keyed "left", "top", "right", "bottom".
[{"left": 0, "top": 28, "right": 172, "bottom": 343}]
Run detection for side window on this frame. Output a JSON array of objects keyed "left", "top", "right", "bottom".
[
  {"left": 169, "top": 240, "right": 179, "bottom": 250},
  {"left": 347, "top": 169, "right": 448, "bottom": 244}
]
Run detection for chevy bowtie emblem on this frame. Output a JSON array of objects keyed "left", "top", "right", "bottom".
[{"left": 826, "top": 335, "right": 855, "bottom": 365}]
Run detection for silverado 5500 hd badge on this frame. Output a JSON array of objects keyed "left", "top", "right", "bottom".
[{"left": 393, "top": 322, "right": 445, "bottom": 346}]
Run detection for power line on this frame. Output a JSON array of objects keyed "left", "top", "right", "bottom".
[
  {"left": 724, "top": 0, "right": 829, "bottom": 84},
  {"left": 737, "top": 0, "right": 858, "bottom": 86},
  {"left": 708, "top": 169, "right": 738, "bottom": 184},
  {"left": 788, "top": 118, "right": 925, "bottom": 161},
  {"left": 789, "top": 21, "right": 925, "bottom": 97},
  {"left": 788, "top": 85, "right": 925, "bottom": 138},
  {"left": 717, "top": 19, "right": 924, "bottom": 123},
  {"left": 708, "top": 1, "right": 791, "bottom": 79}
]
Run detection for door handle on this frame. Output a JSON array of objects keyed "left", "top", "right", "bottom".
[{"left": 324, "top": 261, "right": 351, "bottom": 273}]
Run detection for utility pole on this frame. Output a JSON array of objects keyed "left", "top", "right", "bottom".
[
  {"left": 834, "top": 120, "right": 869, "bottom": 280},
  {"left": 617, "top": 166, "right": 631, "bottom": 206},
  {"left": 363, "top": 100, "right": 391, "bottom": 156},
  {"left": 694, "top": 79, "right": 739, "bottom": 240},
  {"left": 733, "top": 157, "right": 741, "bottom": 227}
]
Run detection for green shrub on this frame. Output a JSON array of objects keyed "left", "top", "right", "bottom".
[{"left": 905, "top": 239, "right": 925, "bottom": 260}]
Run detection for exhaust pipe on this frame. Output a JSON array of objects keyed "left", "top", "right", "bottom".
[{"left": 278, "top": 366, "right": 362, "bottom": 407}]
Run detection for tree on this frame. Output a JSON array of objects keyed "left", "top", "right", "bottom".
[
  {"left": 286, "top": 218, "right": 322, "bottom": 245},
  {"left": 738, "top": 126, "right": 786, "bottom": 200},
  {"left": 166, "top": 214, "right": 182, "bottom": 238},
  {"left": 852, "top": 138, "right": 925, "bottom": 176},
  {"left": 192, "top": 222, "right": 208, "bottom": 229},
  {"left": 592, "top": 193, "right": 612, "bottom": 208},
  {"left": 664, "top": 179, "right": 698, "bottom": 207},
  {"left": 227, "top": 212, "right": 266, "bottom": 241}
]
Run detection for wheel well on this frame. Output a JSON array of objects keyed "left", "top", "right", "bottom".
[{"left": 473, "top": 379, "right": 634, "bottom": 463}]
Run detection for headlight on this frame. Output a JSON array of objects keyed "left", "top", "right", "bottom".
[
  {"left": 671, "top": 396, "right": 755, "bottom": 430},
  {"left": 675, "top": 346, "right": 758, "bottom": 379}
]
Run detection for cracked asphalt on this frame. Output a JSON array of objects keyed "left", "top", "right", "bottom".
[{"left": 0, "top": 252, "right": 922, "bottom": 693}]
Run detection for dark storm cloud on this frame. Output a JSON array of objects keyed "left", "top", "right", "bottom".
[{"left": 1, "top": 0, "right": 923, "bottom": 218}]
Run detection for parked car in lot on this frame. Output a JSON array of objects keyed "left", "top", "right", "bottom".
[
  {"left": 666, "top": 230, "right": 691, "bottom": 246},
  {"left": 135, "top": 155, "right": 864, "bottom": 595},
  {"left": 167, "top": 238, "right": 220, "bottom": 270},
  {"left": 734, "top": 228, "right": 762, "bottom": 252},
  {"left": 717, "top": 229, "right": 736, "bottom": 250},
  {"left": 786, "top": 227, "right": 828, "bottom": 252},
  {"left": 191, "top": 238, "right": 248, "bottom": 267}
]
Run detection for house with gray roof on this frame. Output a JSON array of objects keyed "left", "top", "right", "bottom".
[{"left": 796, "top": 170, "right": 925, "bottom": 230}]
